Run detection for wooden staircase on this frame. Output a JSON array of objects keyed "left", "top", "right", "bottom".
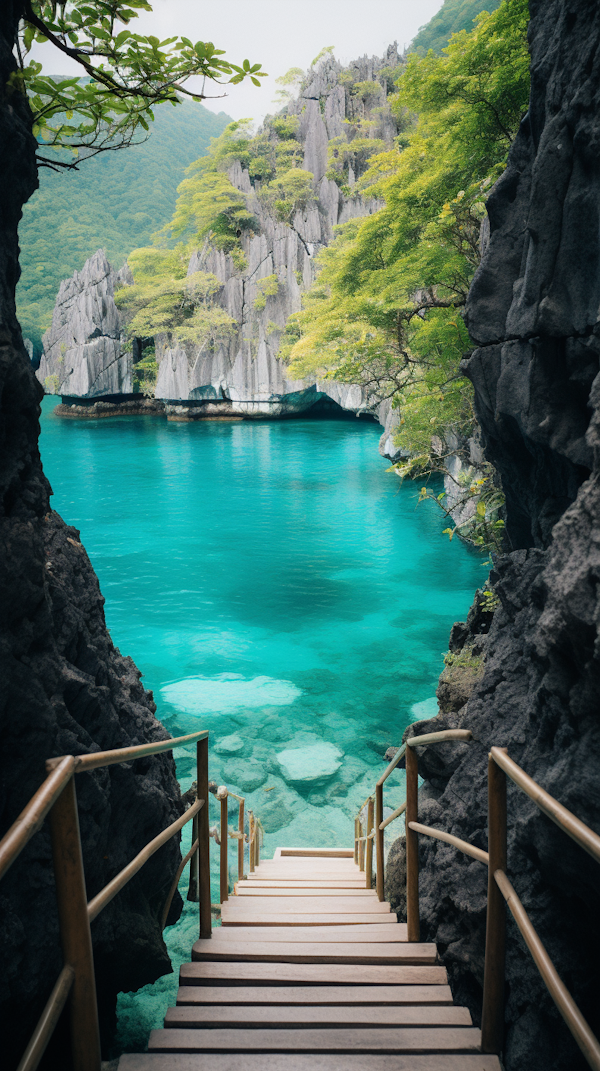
[{"left": 117, "top": 847, "right": 501, "bottom": 1070}]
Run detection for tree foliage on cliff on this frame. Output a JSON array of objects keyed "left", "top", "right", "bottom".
[
  {"left": 14, "top": 0, "right": 266, "bottom": 168},
  {"left": 17, "top": 101, "right": 230, "bottom": 350},
  {"left": 284, "top": 0, "right": 529, "bottom": 547}
]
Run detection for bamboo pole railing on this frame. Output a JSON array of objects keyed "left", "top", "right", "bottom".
[
  {"left": 0, "top": 726, "right": 264, "bottom": 1071},
  {"left": 357, "top": 726, "right": 600, "bottom": 1067}
]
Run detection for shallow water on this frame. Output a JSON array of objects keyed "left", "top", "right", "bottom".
[{"left": 39, "top": 398, "right": 485, "bottom": 1049}]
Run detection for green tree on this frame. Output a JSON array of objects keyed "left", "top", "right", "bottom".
[
  {"left": 14, "top": 1, "right": 266, "bottom": 168},
  {"left": 284, "top": 0, "right": 529, "bottom": 549}
]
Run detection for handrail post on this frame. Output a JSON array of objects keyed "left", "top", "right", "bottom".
[
  {"left": 405, "top": 742, "right": 420, "bottom": 942},
  {"left": 358, "top": 814, "right": 365, "bottom": 872},
  {"left": 256, "top": 820, "right": 261, "bottom": 866},
  {"left": 354, "top": 817, "right": 359, "bottom": 865},
  {"left": 218, "top": 790, "right": 228, "bottom": 902},
  {"left": 197, "top": 738, "right": 211, "bottom": 939},
  {"left": 375, "top": 782, "right": 384, "bottom": 901},
  {"left": 481, "top": 751, "right": 507, "bottom": 1053},
  {"left": 238, "top": 798, "right": 245, "bottom": 881},
  {"left": 365, "top": 796, "right": 374, "bottom": 889},
  {"left": 49, "top": 776, "right": 101, "bottom": 1071},
  {"left": 249, "top": 812, "right": 255, "bottom": 873},
  {"left": 187, "top": 814, "right": 199, "bottom": 902}
]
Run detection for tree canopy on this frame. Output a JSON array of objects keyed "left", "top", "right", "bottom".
[
  {"left": 14, "top": 0, "right": 266, "bottom": 168},
  {"left": 283, "top": 0, "right": 529, "bottom": 548},
  {"left": 411, "top": 0, "right": 502, "bottom": 54}
]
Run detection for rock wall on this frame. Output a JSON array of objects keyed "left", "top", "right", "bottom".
[
  {"left": 154, "top": 50, "right": 404, "bottom": 453},
  {"left": 386, "top": 3, "right": 600, "bottom": 1069},
  {"left": 37, "top": 250, "right": 133, "bottom": 398},
  {"left": 37, "top": 49, "right": 404, "bottom": 458},
  {"left": 0, "top": 8, "right": 185, "bottom": 1068}
]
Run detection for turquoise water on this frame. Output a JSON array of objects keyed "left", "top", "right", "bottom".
[{"left": 39, "top": 397, "right": 485, "bottom": 1049}]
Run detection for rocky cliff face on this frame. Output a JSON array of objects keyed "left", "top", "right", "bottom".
[
  {"left": 0, "top": 9, "right": 185, "bottom": 1068},
  {"left": 37, "top": 250, "right": 133, "bottom": 398},
  {"left": 386, "top": 3, "right": 600, "bottom": 1069},
  {"left": 37, "top": 49, "right": 404, "bottom": 458}
]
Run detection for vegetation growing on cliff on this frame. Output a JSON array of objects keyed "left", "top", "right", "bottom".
[
  {"left": 17, "top": 101, "right": 231, "bottom": 350},
  {"left": 117, "top": 54, "right": 400, "bottom": 345},
  {"left": 284, "top": 0, "right": 529, "bottom": 549}
]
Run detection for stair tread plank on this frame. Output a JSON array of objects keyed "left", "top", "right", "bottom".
[
  {"left": 176, "top": 985, "right": 454, "bottom": 1006},
  {"left": 235, "top": 888, "right": 377, "bottom": 897},
  {"left": 180, "top": 963, "right": 448, "bottom": 986},
  {"left": 221, "top": 913, "right": 393, "bottom": 926},
  {"left": 222, "top": 898, "right": 391, "bottom": 915},
  {"left": 165, "top": 1006, "right": 471, "bottom": 1028},
  {"left": 238, "top": 881, "right": 368, "bottom": 889},
  {"left": 147, "top": 1026, "right": 483, "bottom": 1053},
  {"left": 191, "top": 941, "right": 437, "bottom": 965},
  {"left": 120, "top": 1054, "right": 502, "bottom": 1070},
  {"left": 202, "top": 925, "right": 407, "bottom": 943},
  {"left": 278, "top": 849, "right": 355, "bottom": 858}
]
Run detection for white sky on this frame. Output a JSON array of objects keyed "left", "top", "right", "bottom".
[{"left": 31, "top": 0, "right": 442, "bottom": 124}]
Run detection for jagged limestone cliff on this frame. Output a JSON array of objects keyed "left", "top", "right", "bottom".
[
  {"left": 37, "top": 250, "right": 133, "bottom": 398},
  {"left": 37, "top": 48, "right": 403, "bottom": 456},
  {"left": 386, "top": 3, "right": 600, "bottom": 1069}
]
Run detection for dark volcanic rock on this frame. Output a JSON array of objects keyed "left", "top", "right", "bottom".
[
  {"left": 0, "top": 8, "right": 183, "bottom": 1068},
  {"left": 386, "top": 3, "right": 600, "bottom": 1070}
]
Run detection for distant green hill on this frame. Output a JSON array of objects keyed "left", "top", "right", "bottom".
[
  {"left": 17, "top": 100, "right": 231, "bottom": 351},
  {"left": 412, "top": 0, "right": 502, "bottom": 53}
]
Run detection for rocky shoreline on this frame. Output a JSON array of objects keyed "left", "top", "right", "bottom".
[{"left": 55, "top": 397, "right": 165, "bottom": 418}]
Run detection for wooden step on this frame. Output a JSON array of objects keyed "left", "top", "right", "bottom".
[
  {"left": 191, "top": 940, "right": 437, "bottom": 965},
  {"left": 176, "top": 984, "right": 454, "bottom": 1006},
  {"left": 235, "top": 887, "right": 377, "bottom": 897},
  {"left": 248, "top": 870, "right": 362, "bottom": 881},
  {"left": 202, "top": 925, "right": 407, "bottom": 943},
  {"left": 165, "top": 1005, "right": 471, "bottom": 1028},
  {"left": 221, "top": 913, "right": 396, "bottom": 927},
  {"left": 252, "top": 860, "right": 359, "bottom": 871},
  {"left": 222, "top": 897, "right": 392, "bottom": 914},
  {"left": 147, "top": 1025, "right": 483, "bottom": 1053},
  {"left": 180, "top": 963, "right": 448, "bottom": 987},
  {"left": 238, "top": 880, "right": 368, "bottom": 889},
  {"left": 277, "top": 848, "right": 355, "bottom": 858},
  {"left": 120, "top": 1053, "right": 503, "bottom": 1070}
]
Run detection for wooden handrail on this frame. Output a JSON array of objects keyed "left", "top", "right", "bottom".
[
  {"left": 16, "top": 964, "right": 75, "bottom": 1071},
  {"left": 408, "top": 821, "right": 489, "bottom": 865},
  {"left": 161, "top": 837, "right": 199, "bottom": 930},
  {"left": 375, "top": 729, "right": 472, "bottom": 789},
  {"left": 87, "top": 797, "right": 204, "bottom": 922},
  {"left": 0, "top": 756, "right": 76, "bottom": 881},
  {"left": 494, "top": 869, "right": 600, "bottom": 1071},
  {"left": 379, "top": 801, "right": 406, "bottom": 830},
  {"left": 490, "top": 747, "right": 600, "bottom": 864},
  {"left": 45, "top": 729, "right": 209, "bottom": 773}
]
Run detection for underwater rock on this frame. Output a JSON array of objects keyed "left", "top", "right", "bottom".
[
  {"left": 222, "top": 758, "right": 266, "bottom": 793},
  {"left": 276, "top": 741, "right": 344, "bottom": 783},
  {"left": 214, "top": 733, "right": 245, "bottom": 754}
]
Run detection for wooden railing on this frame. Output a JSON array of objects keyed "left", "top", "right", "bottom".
[
  {"left": 210, "top": 783, "right": 261, "bottom": 901},
  {"left": 0, "top": 728, "right": 253, "bottom": 1071},
  {"left": 358, "top": 731, "right": 600, "bottom": 1069}
]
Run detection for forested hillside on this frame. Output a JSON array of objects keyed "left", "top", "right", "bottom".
[
  {"left": 17, "top": 100, "right": 231, "bottom": 351},
  {"left": 412, "top": 0, "right": 501, "bottom": 53}
]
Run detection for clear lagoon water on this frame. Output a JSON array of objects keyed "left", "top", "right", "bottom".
[{"left": 39, "top": 397, "right": 486, "bottom": 1049}]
